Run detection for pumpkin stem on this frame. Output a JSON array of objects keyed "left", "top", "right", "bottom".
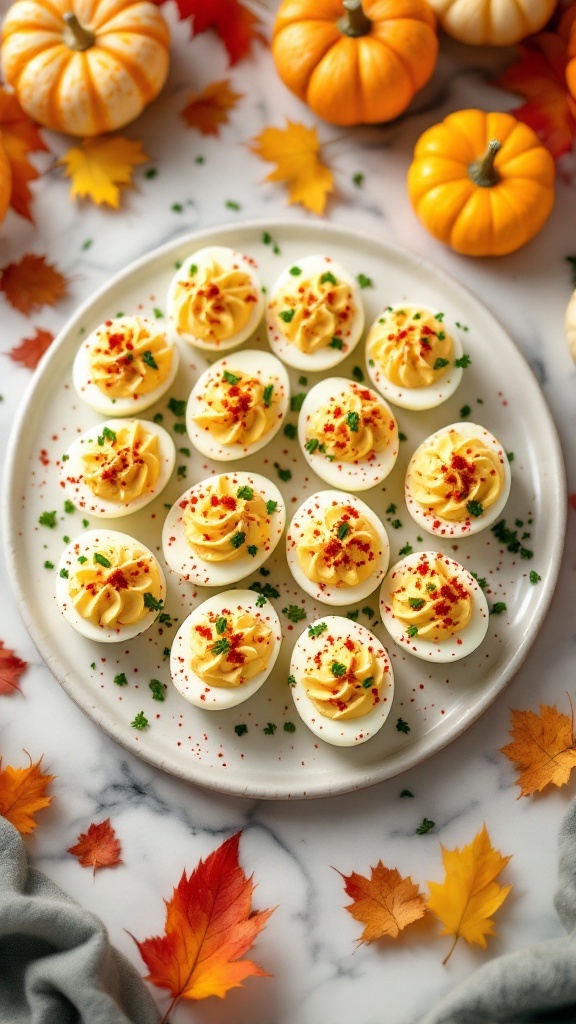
[
  {"left": 338, "top": 0, "right": 372, "bottom": 38},
  {"left": 468, "top": 139, "right": 502, "bottom": 188},
  {"left": 63, "top": 11, "right": 95, "bottom": 52}
]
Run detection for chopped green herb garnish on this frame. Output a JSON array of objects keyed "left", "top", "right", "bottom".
[
  {"left": 236, "top": 485, "right": 254, "bottom": 501},
  {"left": 390, "top": 519, "right": 402, "bottom": 530},
  {"left": 455, "top": 354, "right": 472, "bottom": 368},
  {"left": 142, "top": 350, "right": 158, "bottom": 370},
  {"left": 153, "top": 307, "right": 164, "bottom": 318},
  {"left": 460, "top": 405, "right": 471, "bottom": 418},
  {"left": 283, "top": 423, "right": 297, "bottom": 440},
  {"left": 235, "top": 723, "right": 248, "bottom": 736},
  {"left": 400, "top": 789, "right": 414, "bottom": 798},
  {"left": 263, "top": 383, "right": 274, "bottom": 407},
  {"left": 347, "top": 610, "right": 358, "bottom": 621},
  {"left": 212, "top": 637, "right": 230, "bottom": 655},
  {"left": 337, "top": 521, "right": 351, "bottom": 540},
  {"left": 416, "top": 818, "right": 435, "bottom": 835},
  {"left": 82, "top": 519, "right": 89, "bottom": 528},
  {"left": 507, "top": 451, "right": 514, "bottom": 462},
  {"left": 153, "top": 413, "right": 163, "bottom": 424},
  {"left": 248, "top": 545, "right": 258, "bottom": 556},
  {"left": 266, "top": 499, "right": 278, "bottom": 515},
  {"left": 352, "top": 365, "right": 364, "bottom": 382},
  {"left": 77, "top": 555, "right": 87, "bottom": 564},
  {"left": 357, "top": 273, "right": 373, "bottom": 288},
  {"left": 61, "top": 453, "right": 69, "bottom": 462},
  {"left": 179, "top": 448, "right": 191, "bottom": 457},
  {"left": 362, "top": 677, "right": 374, "bottom": 689},
  {"left": 163, "top": 647, "right": 171, "bottom": 659},
  {"left": 331, "top": 661, "right": 347, "bottom": 677},
  {"left": 282, "top": 604, "right": 306, "bottom": 623},
  {"left": 308, "top": 622, "right": 327, "bottom": 638},
  {"left": 345, "top": 410, "right": 360, "bottom": 432},
  {"left": 529, "top": 570, "right": 541, "bottom": 585},
  {"left": 399, "top": 543, "right": 413, "bottom": 556},
  {"left": 261, "top": 722, "right": 277, "bottom": 736},
  {"left": 490, "top": 602, "right": 507, "bottom": 615},
  {"left": 59, "top": 567, "right": 69, "bottom": 578},
  {"left": 144, "top": 167, "right": 157, "bottom": 179},
  {"left": 304, "top": 438, "right": 319, "bottom": 454},
  {"left": 177, "top": 466, "right": 187, "bottom": 479},
  {"left": 466, "top": 500, "right": 484, "bottom": 518},
  {"left": 143, "top": 593, "right": 163, "bottom": 611},
  {"left": 274, "top": 462, "right": 291, "bottom": 482},
  {"left": 470, "top": 572, "right": 486, "bottom": 590},
  {"left": 284, "top": 721, "right": 296, "bottom": 733},
  {"left": 188, "top": 263, "right": 198, "bottom": 276},
  {"left": 298, "top": 375, "right": 308, "bottom": 386},
  {"left": 114, "top": 673, "right": 128, "bottom": 686},
  {"left": 168, "top": 398, "right": 186, "bottom": 417},
  {"left": 249, "top": 581, "right": 280, "bottom": 600},
  {"left": 321, "top": 271, "right": 337, "bottom": 285},
  {"left": 173, "top": 423, "right": 187, "bottom": 434},
  {"left": 81, "top": 239, "right": 93, "bottom": 250},
  {"left": 93, "top": 552, "right": 111, "bottom": 568},
  {"left": 290, "top": 393, "right": 306, "bottom": 412},
  {"left": 63, "top": 500, "right": 75, "bottom": 515},
  {"left": 289, "top": 265, "right": 302, "bottom": 276},
  {"left": 149, "top": 679, "right": 165, "bottom": 701},
  {"left": 434, "top": 358, "right": 449, "bottom": 370},
  {"left": 288, "top": 674, "right": 296, "bottom": 686},
  {"left": 131, "top": 711, "right": 148, "bottom": 730},
  {"left": 225, "top": 200, "right": 241, "bottom": 210},
  {"left": 279, "top": 308, "right": 296, "bottom": 323},
  {"left": 223, "top": 370, "right": 240, "bottom": 384},
  {"left": 408, "top": 597, "right": 425, "bottom": 610},
  {"left": 386, "top": 503, "right": 397, "bottom": 515},
  {"left": 352, "top": 172, "right": 364, "bottom": 187},
  {"left": 44, "top": 560, "right": 54, "bottom": 570},
  {"left": 158, "top": 612, "right": 173, "bottom": 626},
  {"left": 97, "top": 426, "right": 116, "bottom": 447},
  {"left": 215, "top": 616, "right": 228, "bottom": 634},
  {"left": 329, "top": 336, "right": 344, "bottom": 350},
  {"left": 230, "top": 531, "right": 246, "bottom": 549},
  {"left": 256, "top": 595, "right": 266, "bottom": 607},
  {"left": 362, "top": 606, "right": 375, "bottom": 618},
  {"left": 39, "top": 510, "right": 57, "bottom": 528},
  {"left": 396, "top": 718, "right": 410, "bottom": 733},
  {"left": 407, "top": 624, "right": 418, "bottom": 638},
  {"left": 398, "top": 432, "right": 407, "bottom": 442},
  {"left": 491, "top": 518, "right": 533, "bottom": 558}
]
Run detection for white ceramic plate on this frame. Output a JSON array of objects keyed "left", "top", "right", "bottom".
[{"left": 3, "top": 221, "right": 566, "bottom": 800}]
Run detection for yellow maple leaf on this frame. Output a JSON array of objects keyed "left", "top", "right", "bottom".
[
  {"left": 58, "top": 137, "right": 149, "bottom": 209},
  {"left": 181, "top": 79, "right": 243, "bottom": 135},
  {"left": 427, "top": 824, "right": 512, "bottom": 964},
  {"left": 0, "top": 756, "right": 54, "bottom": 834},
  {"left": 501, "top": 704, "right": 576, "bottom": 797},
  {"left": 338, "top": 861, "right": 427, "bottom": 944},
  {"left": 250, "top": 120, "right": 334, "bottom": 216}
]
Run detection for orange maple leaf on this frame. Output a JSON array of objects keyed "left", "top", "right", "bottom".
[
  {"left": 8, "top": 328, "right": 54, "bottom": 370},
  {"left": 133, "top": 832, "right": 274, "bottom": 1019},
  {"left": 68, "top": 818, "right": 123, "bottom": 876},
  {"left": 181, "top": 80, "right": 244, "bottom": 135},
  {"left": 338, "top": 861, "right": 427, "bottom": 944},
  {"left": 0, "top": 756, "right": 54, "bottom": 834},
  {"left": 0, "top": 87, "right": 48, "bottom": 221},
  {"left": 427, "top": 824, "right": 512, "bottom": 964},
  {"left": 0, "top": 640, "right": 27, "bottom": 695},
  {"left": 250, "top": 120, "right": 335, "bottom": 215},
  {"left": 501, "top": 703, "right": 576, "bottom": 796},
  {"left": 494, "top": 31, "right": 576, "bottom": 159},
  {"left": 1, "top": 254, "right": 69, "bottom": 315},
  {"left": 161, "top": 0, "right": 266, "bottom": 65}
]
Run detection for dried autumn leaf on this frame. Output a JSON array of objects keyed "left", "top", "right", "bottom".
[
  {"left": 0, "top": 640, "right": 27, "bottom": 695},
  {"left": 0, "top": 756, "right": 54, "bottom": 834},
  {"left": 161, "top": 0, "right": 266, "bottom": 65},
  {"left": 338, "top": 861, "right": 427, "bottom": 944},
  {"left": 0, "top": 87, "right": 48, "bottom": 221},
  {"left": 250, "top": 121, "right": 335, "bottom": 216},
  {"left": 494, "top": 31, "right": 576, "bottom": 159},
  {"left": 9, "top": 328, "right": 54, "bottom": 370},
  {"left": 181, "top": 79, "right": 244, "bottom": 135},
  {"left": 501, "top": 704, "right": 576, "bottom": 796},
  {"left": 1, "top": 254, "right": 69, "bottom": 315},
  {"left": 58, "top": 137, "right": 149, "bottom": 209},
  {"left": 427, "top": 824, "right": 512, "bottom": 964},
  {"left": 68, "top": 818, "right": 123, "bottom": 876},
  {"left": 133, "top": 832, "right": 274, "bottom": 1014}
]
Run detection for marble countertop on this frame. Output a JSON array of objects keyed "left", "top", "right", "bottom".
[{"left": 1, "top": 4, "right": 575, "bottom": 1023}]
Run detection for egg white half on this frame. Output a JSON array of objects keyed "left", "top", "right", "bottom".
[
  {"left": 162, "top": 471, "right": 286, "bottom": 586},
  {"left": 286, "top": 490, "right": 389, "bottom": 606},
  {"left": 169, "top": 590, "right": 282, "bottom": 710},
  {"left": 365, "top": 304, "right": 465, "bottom": 411},
  {"left": 405, "top": 421, "right": 512, "bottom": 538},
  {"left": 60, "top": 418, "right": 176, "bottom": 518},
  {"left": 289, "top": 616, "right": 394, "bottom": 746},
  {"left": 379, "top": 550, "right": 489, "bottom": 663},
  {"left": 266, "top": 255, "right": 365, "bottom": 372},
  {"left": 72, "top": 316, "right": 179, "bottom": 416},
  {"left": 298, "top": 377, "right": 398, "bottom": 491},
  {"left": 166, "top": 245, "right": 264, "bottom": 351},
  {"left": 186, "top": 349, "right": 290, "bottom": 461},
  {"left": 55, "top": 529, "right": 166, "bottom": 643}
]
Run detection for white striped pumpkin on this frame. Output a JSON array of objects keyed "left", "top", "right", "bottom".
[{"left": 426, "top": 0, "right": 557, "bottom": 46}]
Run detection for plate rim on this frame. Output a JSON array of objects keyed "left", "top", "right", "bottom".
[{"left": 2, "top": 217, "right": 568, "bottom": 800}]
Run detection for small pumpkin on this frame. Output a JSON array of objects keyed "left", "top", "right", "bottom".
[
  {"left": 272, "top": 0, "right": 438, "bottom": 127},
  {"left": 1, "top": 0, "right": 170, "bottom": 137},
  {"left": 0, "top": 138, "right": 11, "bottom": 226},
  {"left": 407, "top": 109, "right": 555, "bottom": 257},
  {"left": 561, "top": 5, "right": 576, "bottom": 101},
  {"left": 426, "top": 0, "right": 557, "bottom": 46},
  {"left": 565, "top": 289, "right": 576, "bottom": 363}
]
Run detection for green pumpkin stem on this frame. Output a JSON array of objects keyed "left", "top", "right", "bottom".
[
  {"left": 63, "top": 12, "right": 95, "bottom": 52},
  {"left": 468, "top": 139, "right": 502, "bottom": 188},
  {"left": 338, "top": 0, "right": 372, "bottom": 37}
]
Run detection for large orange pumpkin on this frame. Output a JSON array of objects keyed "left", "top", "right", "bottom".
[
  {"left": 1, "top": 0, "right": 170, "bottom": 137},
  {"left": 0, "top": 138, "right": 12, "bottom": 225},
  {"left": 272, "top": 0, "right": 438, "bottom": 127}
]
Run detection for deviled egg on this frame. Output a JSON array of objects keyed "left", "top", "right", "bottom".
[
  {"left": 55, "top": 529, "right": 166, "bottom": 642},
  {"left": 365, "top": 304, "right": 465, "bottom": 410},
  {"left": 186, "top": 350, "right": 289, "bottom": 461},
  {"left": 266, "top": 255, "right": 364, "bottom": 372},
  {"left": 162, "top": 471, "right": 285, "bottom": 586},
  {"left": 405, "top": 421, "right": 511, "bottom": 538},
  {"left": 290, "top": 616, "right": 394, "bottom": 746},
  {"left": 60, "top": 419, "right": 176, "bottom": 518},
  {"left": 167, "top": 245, "right": 264, "bottom": 351},
  {"left": 379, "top": 551, "right": 489, "bottom": 662},
  {"left": 298, "top": 377, "right": 398, "bottom": 491},
  {"left": 170, "top": 589, "right": 282, "bottom": 710},
  {"left": 286, "top": 490, "right": 389, "bottom": 606},
  {"left": 73, "top": 315, "right": 179, "bottom": 416}
]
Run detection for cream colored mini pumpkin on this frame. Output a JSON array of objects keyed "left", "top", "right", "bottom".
[
  {"left": 427, "top": 0, "right": 556, "bottom": 45},
  {"left": 1, "top": 0, "right": 170, "bottom": 137},
  {"left": 566, "top": 289, "right": 576, "bottom": 363}
]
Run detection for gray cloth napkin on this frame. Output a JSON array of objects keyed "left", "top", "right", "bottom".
[
  {"left": 418, "top": 799, "right": 576, "bottom": 1024},
  {"left": 0, "top": 815, "right": 160, "bottom": 1024}
]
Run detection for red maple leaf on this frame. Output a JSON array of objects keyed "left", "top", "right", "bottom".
[
  {"left": 1, "top": 254, "right": 69, "bottom": 315},
  {"left": 0, "top": 87, "right": 48, "bottom": 221},
  {"left": 68, "top": 818, "right": 123, "bottom": 875},
  {"left": 0, "top": 641, "right": 27, "bottom": 695},
  {"left": 494, "top": 31, "right": 576, "bottom": 159},
  {"left": 155, "top": 0, "right": 266, "bottom": 65},
  {"left": 9, "top": 328, "right": 54, "bottom": 369}
]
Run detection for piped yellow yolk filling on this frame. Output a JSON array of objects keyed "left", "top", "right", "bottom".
[
  {"left": 193, "top": 370, "right": 277, "bottom": 446},
  {"left": 367, "top": 306, "right": 454, "bottom": 388},
  {"left": 190, "top": 608, "right": 273, "bottom": 688},
  {"left": 302, "top": 634, "right": 384, "bottom": 720},
  {"left": 409, "top": 431, "right": 504, "bottom": 521},
  {"left": 172, "top": 260, "right": 257, "bottom": 342},
  {"left": 80, "top": 422, "right": 160, "bottom": 503},
  {"left": 306, "top": 385, "right": 395, "bottom": 463},
  {"left": 272, "top": 271, "right": 355, "bottom": 353},
  {"left": 297, "top": 503, "right": 379, "bottom": 588},
  {"left": 69, "top": 542, "right": 163, "bottom": 628},
  {"left": 183, "top": 476, "right": 270, "bottom": 562},
  {"left": 89, "top": 317, "right": 173, "bottom": 398},
  {"left": 391, "top": 556, "right": 472, "bottom": 640}
]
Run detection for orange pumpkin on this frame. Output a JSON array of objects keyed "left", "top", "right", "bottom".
[
  {"left": 407, "top": 109, "right": 555, "bottom": 257},
  {"left": 561, "top": 5, "right": 576, "bottom": 100},
  {"left": 0, "top": 138, "right": 11, "bottom": 225},
  {"left": 272, "top": 0, "right": 438, "bottom": 127},
  {"left": 1, "top": 0, "right": 170, "bottom": 137}
]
